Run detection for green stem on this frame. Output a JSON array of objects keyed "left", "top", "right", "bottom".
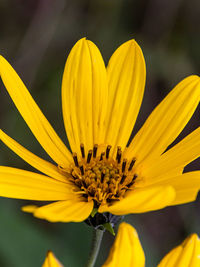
[{"left": 86, "top": 229, "right": 104, "bottom": 267}]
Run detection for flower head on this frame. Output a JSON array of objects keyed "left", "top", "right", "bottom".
[{"left": 0, "top": 38, "right": 200, "bottom": 224}]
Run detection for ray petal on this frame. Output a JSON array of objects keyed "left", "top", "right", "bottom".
[
  {"left": 62, "top": 38, "right": 108, "bottom": 156},
  {"left": 125, "top": 76, "right": 200, "bottom": 165},
  {"left": 22, "top": 199, "right": 93, "bottom": 222},
  {"left": 99, "top": 186, "right": 175, "bottom": 215},
  {"left": 105, "top": 39, "right": 146, "bottom": 153},
  {"left": 0, "top": 129, "right": 69, "bottom": 182},
  {"left": 142, "top": 127, "right": 200, "bottom": 181},
  {"left": 149, "top": 172, "right": 200, "bottom": 206},
  {"left": 102, "top": 222, "right": 145, "bottom": 267},
  {"left": 0, "top": 55, "right": 72, "bottom": 168},
  {"left": 0, "top": 166, "right": 74, "bottom": 200}
]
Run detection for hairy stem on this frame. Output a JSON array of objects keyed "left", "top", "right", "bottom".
[{"left": 86, "top": 229, "right": 104, "bottom": 267}]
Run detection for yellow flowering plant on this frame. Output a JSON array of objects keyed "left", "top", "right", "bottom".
[
  {"left": 42, "top": 223, "right": 200, "bottom": 267},
  {"left": 0, "top": 38, "right": 200, "bottom": 228},
  {"left": 1, "top": 38, "right": 200, "bottom": 266}
]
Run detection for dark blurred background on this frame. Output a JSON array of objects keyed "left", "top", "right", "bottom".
[{"left": 0, "top": 0, "right": 200, "bottom": 266}]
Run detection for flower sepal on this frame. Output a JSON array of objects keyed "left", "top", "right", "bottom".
[{"left": 85, "top": 211, "right": 123, "bottom": 234}]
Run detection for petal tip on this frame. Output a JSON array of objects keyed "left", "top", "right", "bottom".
[
  {"left": 0, "top": 55, "right": 5, "bottom": 61},
  {"left": 119, "top": 222, "right": 139, "bottom": 236},
  {"left": 46, "top": 250, "right": 52, "bottom": 256},
  {"left": 120, "top": 38, "right": 141, "bottom": 50},
  {"left": 76, "top": 37, "right": 89, "bottom": 45},
  {"left": 183, "top": 233, "right": 200, "bottom": 247},
  {"left": 72, "top": 37, "right": 87, "bottom": 49},
  {"left": 183, "top": 75, "right": 200, "bottom": 83},
  {"left": 0, "top": 55, "right": 7, "bottom": 70},
  {"left": 21, "top": 205, "right": 37, "bottom": 213}
]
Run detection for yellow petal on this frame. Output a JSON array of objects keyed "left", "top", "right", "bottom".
[
  {"left": 171, "top": 189, "right": 199, "bottom": 206},
  {"left": 99, "top": 186, "right": 175, "bottom": 215},
  {"left": 140, "top": 167, "right": 183, "bottom": 188},
  {"left": 0, "top": 166, "right": 74, "bottom": 200},
  {"left": 62, "top": 38, "right": 108, "bottom": 155},
  {"left": 102, "top": 222, "right": 145, "bottom": 267},
  {"left": 143, "top": 127, "right": 200, "bottom": 180},
  {"left": 161, "top": 127, "right": 200, "bottom": 169},
  {"left": 158, "top": 247, "right": 183, "bottom": 267},
  {"left": 105, "top": 39, "right": 146, "bottom": 153},
  {"left": 22, "top": 205, "right": 38, "bottom": 213},
  {"left": 42, "top": 251, "right": 64, "bottom": 267},
  {"left": 158, "top": 234, "right": 200, "bottom": 267},
  {"left": 0, "top": 129, "right": 68, "bottom": 183},
  {"left": 125, "top": 75, "right": 200, "bottom": 165},
  {"left": 0, "top": 55, "right": 72, "bottom": 168},
  {"left": 22, "top": 199, "right": 93, "bottom": 222},
  {"left": 150, "top": 172, "right": 200, "bottom": 206}
]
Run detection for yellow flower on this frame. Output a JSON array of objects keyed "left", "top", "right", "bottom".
[
  {"left": 104, "top": 223, "right": 200, "bottom": 267},
  {"left": 42, "top": 251, "right": 63, "bottom": 267},
  {"left": 0, "top": 38, "right": 200, "bottom": 223},
  {"left": 43, "top": 223, "right": 200, "bottom": 267},
  {"left": 103, "top": 222, "right": 145, "bottom": 267},
  {"left": 158, "top": 234, "right": 200, "bottom": 267}
]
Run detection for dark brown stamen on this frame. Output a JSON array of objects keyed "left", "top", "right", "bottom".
[
  {"left": 122, "top": 159, "right": 127, "bottom": 172},
  {"left": 117, "top": 151, "right": 122, "bottom": 164},
  {"left": 116, "top": 147, "right": 122, "bottom": 161},
  {"left": 101, "top": 171, "right": 105, "bottom": 183},
  {"left": 132, "top": 174, "right": 138, "bottom": 181},
  {"left": 120, "top": 174, "right": 126, "bottom": 184},
  {"left": 100, "top": 152, "right": 105, "bottom": 161},
  {"left": 82, "top": 180, "right": 87, "bottom": 188},
  {"left": 87, "top": 150, "right": 92, "bottom": 163},
  {"left": 106, "top": 145, "right": 112, "bottom": 159},
  {"left": 80, "top": 165, "right": 84, "bottom": 175},
  {"left": 72, "top": 153, "right": 79, "bottom": 167},
  {"left": 93, "top": 144, "right": 98, "bottom": 158},
  {"left": 127, "top": 174, "right": 137, "bottom": 187},
  {"left": 80, "top": 143, "right": 85, "bottom": 158},
  {"left": 127, "top": 180, "right": 134, "bottom": 187},
  {"left": 128, "top": 158, "right": 136, "bottom": 171}
]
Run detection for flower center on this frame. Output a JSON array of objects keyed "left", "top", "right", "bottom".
[{"left": 70, "top": 144, "right": 137, "bottom": 205}]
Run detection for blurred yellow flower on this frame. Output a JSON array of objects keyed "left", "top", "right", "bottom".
[
  {"left": 43, "top": 223, "right": 200, "bottom": 267},
  {"left": 104, "top": 223, "right": 200, "bottom": 267},
  {"left": 102, "top": 222, "right": 145, "bottom": 267},
  {"left": 158, "top": 233, "right": 200, "bottom": 267},
  {"left": 0, "top": 38, "right": 200, "bottom": 223},
  {"left": 42, "top": 251, "right": 63, "bottom": 267}
]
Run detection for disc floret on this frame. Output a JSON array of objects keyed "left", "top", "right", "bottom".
[{"left": 70, "top": 144, "right": 138, "bottom": 205}]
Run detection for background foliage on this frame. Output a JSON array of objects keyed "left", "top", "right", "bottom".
[{"left": 0, "top": 0, "right": 200, "bottom": 266}]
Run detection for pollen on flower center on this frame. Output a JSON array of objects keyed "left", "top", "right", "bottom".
[{"left": 69, "top": 144, "right": 138, "bottom": 205}]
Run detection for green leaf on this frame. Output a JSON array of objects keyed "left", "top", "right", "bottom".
[
  {"left": 91, "top": 208, "right": 98, "bottom": 218},
  {"left": 103, "top": 223, "right": 115, "bottom": 236}
]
